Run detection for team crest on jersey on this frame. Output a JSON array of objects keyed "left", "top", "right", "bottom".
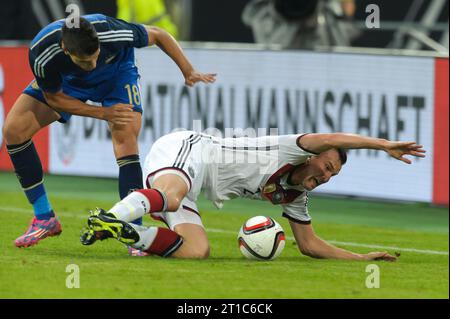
[
  {"left": 263, "top": 183, "right": 285, "bottom": 204},
  {"left": 261, "top": 164, "right": 304, "bottom": 205},
  {"left": 272, "top": 192, "right": 285, "bottom": 204},
  {"left": 263, "top": 183, "right": 277, "bottom": 194}
]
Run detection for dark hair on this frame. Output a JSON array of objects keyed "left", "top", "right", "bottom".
[
  {"left": 336, "top": 148, "right": 347, "bottom": 165},
  {"left": 61, "top": 17, "right": 99, "bottom": 56}
]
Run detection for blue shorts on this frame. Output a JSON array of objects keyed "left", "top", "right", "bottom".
[{"left": 23, "top": 68, "right": 143, "bottom": 123}]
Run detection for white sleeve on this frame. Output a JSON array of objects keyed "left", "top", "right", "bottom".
[
  {"left": 281, "top": 192, "right": 312, "bottom": 224},
  {"left": 278, "top": 134, "right": 318, "bottom": 165}
]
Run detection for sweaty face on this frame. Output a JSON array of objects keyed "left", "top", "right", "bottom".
[
  {"left": 68, "top": 48, "right": 100, "bottom": 72},
  {"left": 293, "top": 149, "right": 343, "bottom": 191}
]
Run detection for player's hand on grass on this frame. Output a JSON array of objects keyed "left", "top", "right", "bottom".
[
  {"left": 363, "top": 251, "right": 399, "bottom": 262},
  {"left": 103, "top": 103, "right": 134, "bottom": 125},
  {"left": 184, "top": 70, "right": 217, "bottom": 87},
  {"left": 384, "top": 141, "right": 426, "bottom": 164}
]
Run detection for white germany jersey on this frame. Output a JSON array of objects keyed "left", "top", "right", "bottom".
[
  {"left": 204, "top": 134, "right": 315, "bottom": 223},
  {"left": 143, "top": 131, "right": 316, "bottom": 224}
]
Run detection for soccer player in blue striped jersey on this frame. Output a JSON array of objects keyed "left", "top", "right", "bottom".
[{"left": 2, "top": 14, "right": 216, "bottom": 250}]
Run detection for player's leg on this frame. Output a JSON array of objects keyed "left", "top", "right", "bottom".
[
  {"left": 105, "top": 130, "right": 201, "bottom": 224},
  {"left": 81, "top": 131, "right": 209, "bottom": 257},
  {"left": 150, "top": 173, "right": 205, "bottom": 257},
  {"left": 170, "top": 223, "right": 210, "bottom": 259},
  {"left": 86, "top": 192, "right": 210, "bottom": 259},
  {"left": 151, "top": 192, "right": 209, "bottom": 259},
  {"left": 108, "top": 113, "right": 144, "bottom": 227},
  {"left": 2, "top": 93, "right": 62, "bottom": 247},
  {"left": 131, "top": 204, "right": 210, "bottom": 259},
  {"left": 105, "top": 173, "right": 188, "bottom": 223},
  {"left": 104, "top": 70, "right": 144, "bottom": 226}
]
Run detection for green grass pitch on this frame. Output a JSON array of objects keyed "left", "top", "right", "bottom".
[{"left": 0, "top": 171, "right": 448, "bottom": 298}]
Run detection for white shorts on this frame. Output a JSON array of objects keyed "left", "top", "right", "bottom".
[
  {"left": 143, "top": 131, "right": 208, "bottom": 228},
  {"left": 150, "top": 197, "right": 203, "bottom": 230}
]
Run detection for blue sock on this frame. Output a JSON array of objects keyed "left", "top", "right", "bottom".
[
  {"left": 27, "top": 185, "right": 55, "bottom": 220},
  {"left": 117, "top": 154, "right": 143, "bottom": 225},
  {"left": 7, "top": 140, "right": 54, "bottom": 220}
]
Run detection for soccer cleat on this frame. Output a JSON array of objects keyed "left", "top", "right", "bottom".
[
  {"left": 80, "top": 208, "right": 115, "bottom": 245},
  {"left": 88, "top": 207, "right": 115, "bottom": 219},
  {"left": 80, "top": 228, "right": 112, "bottom": 245},
  {"left": 87, "top": 209, "right": 140, "bottom": 245},
  {"left": 15, "top": 216, "right": 62, "bottom": 248},
  {"left": 128, "top": 246, "right": 150, "bottom": 257}
]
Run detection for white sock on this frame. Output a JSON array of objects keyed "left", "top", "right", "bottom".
[
  {"left": 129, "top": 225, "right": 158, "bottom": 251},
  {"left": 108, "top": 191, "right": 150, "bottom": 222}
]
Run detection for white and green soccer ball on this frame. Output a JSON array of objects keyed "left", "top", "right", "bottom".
[{"left": 238, "top": 216, "right": 285, "bottom": 261}]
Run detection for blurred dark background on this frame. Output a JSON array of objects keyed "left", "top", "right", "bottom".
[{"left": 0, "top": 0, "right": 448, "bottom": 51}]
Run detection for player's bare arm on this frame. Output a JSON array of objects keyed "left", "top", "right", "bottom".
[
  {"left": 144, "top": 25, "right": 217, "bottom": 86},
  {"left": 299, "top": 133, "right": 426, "bottom": 164},
  {"left": 43, "top": 91, "right": 134, "bottom": 125},
  {"left": 289, "top": 221, "right": 397, "bottom": 261}
]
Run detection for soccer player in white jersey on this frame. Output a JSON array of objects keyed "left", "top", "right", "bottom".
[{"left": 81, "top": 131, "right": 425, "bottom": 261}]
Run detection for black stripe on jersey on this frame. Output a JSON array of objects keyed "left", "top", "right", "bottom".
[
  {"left": 173, "top": 134, "right": 196, "bottom": 168},
  {"left": 173, "top": 139, "right": 188, "bottom": 168},
  {"left": 173, "top": 134, "right": 196, "bottom": 167},
  {"left": 174, "top": 135, "right": 202, "bottom": 169},
  {"left": 220, "top": 145, "right": 279, "bottom": 151}
]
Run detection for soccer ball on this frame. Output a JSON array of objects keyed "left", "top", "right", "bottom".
[{"left": 238, "top": 216, "right": 285, "bottom": 261}]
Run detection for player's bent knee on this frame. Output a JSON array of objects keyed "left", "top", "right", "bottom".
[
  {"left": 197, "top": 244, "right": 210, "bottom": 259},
  {"left": 183, "top": 243, "right": 210, "bottom": 259},
  {"left": 190, "top": 235, "right": 210, "bottom": 259},
  {"left": 154, "top": 184, "right": 186, "bottom": 212},
  {"left": 172, "top": 228, "right": 210, "bottom": 259},
  {"left": 166, "top": 196, "right": 183, "bottom": 212},
  {"left": 2, "top": 118, "right": 29, "bottom": 144}
]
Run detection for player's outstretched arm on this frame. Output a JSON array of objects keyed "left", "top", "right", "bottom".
[
  {"left": 143, "top": 25, "right": 216, "bottom": 87},
  {"left": 299, "top": 133, "right": 426, "bottom": 164},
  {"left": 289, "top": 221, "right": 397, "bottom": 261}
]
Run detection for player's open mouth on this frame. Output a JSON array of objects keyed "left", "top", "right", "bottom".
[
  {"left": 314, "top": 177, "right": 320, "bottom": 187},
  {"left": 306, "top": 177, "right": 319, "bottom": 190}
]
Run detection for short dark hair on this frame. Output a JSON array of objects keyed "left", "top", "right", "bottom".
[
  {"left": 61, "top": 17, "right": 99, "bottom": 56},
  {"left": 336, "top": 148, "right": 347, "bottom": 165}
]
